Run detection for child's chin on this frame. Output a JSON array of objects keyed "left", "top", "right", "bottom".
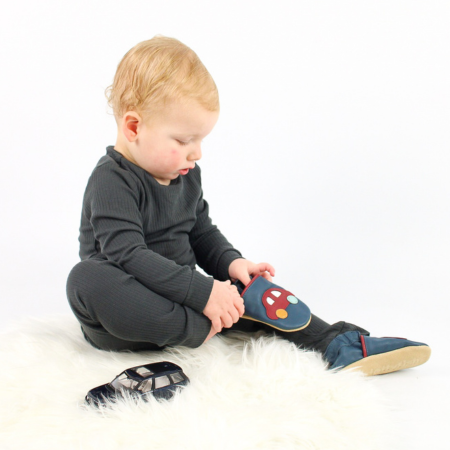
[{"left": 152, "top": 174, "right": 173, "bottom": 185}]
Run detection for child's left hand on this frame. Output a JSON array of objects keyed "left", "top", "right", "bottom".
[{"left": 228, "top": 258, "right": 275, "bottom": 286}]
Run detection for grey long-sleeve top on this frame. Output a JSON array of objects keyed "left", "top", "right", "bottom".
[{"left": 79, "top": 146, "right": 243, "bottom": 320}]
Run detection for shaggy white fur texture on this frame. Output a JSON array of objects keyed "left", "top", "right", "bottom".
[{"left": 0, "top": 315, "right": 394, "bottom": 449}]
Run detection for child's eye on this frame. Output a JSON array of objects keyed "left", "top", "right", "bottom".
[{"left": 177, "top": 140, "right": 189, "bottom": 146}]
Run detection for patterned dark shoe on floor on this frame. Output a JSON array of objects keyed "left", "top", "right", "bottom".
[
  {"left": 324, "top": 331, "right": 431, "bottom": 376},
  {"left": 233, "top": 275, "right": 311, "bottom": 332}
]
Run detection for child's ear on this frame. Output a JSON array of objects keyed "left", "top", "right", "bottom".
[{"left": 122, "top": 112, "right": 141, "bottom": 142}]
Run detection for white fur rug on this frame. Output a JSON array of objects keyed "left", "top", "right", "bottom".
[{"left": 0, "top": 315, "right": 393, "bottom": 449}]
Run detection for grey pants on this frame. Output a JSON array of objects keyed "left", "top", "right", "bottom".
[{"left": 66, "top": 258, "right": 368, "bottom": 354}]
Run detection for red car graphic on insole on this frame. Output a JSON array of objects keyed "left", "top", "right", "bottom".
[{"left": 261, "top": 288, "right": 299, "bottom": 320}]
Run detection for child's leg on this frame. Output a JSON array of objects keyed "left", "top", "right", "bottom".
[
  {"left": 231, "top": 277, "right": 430, "bottom": 374},
  {"left": 268, "top": 316, "right": 370, "bottom": 354},
  {"left": 228, "top": 316, "right": 430, "bottom": 375},
  {"left": 228, "top": 314, "right": 369, "bottom": 354},
  {"left": 66, "top": 258, "right": 211, "bottom": 351}
]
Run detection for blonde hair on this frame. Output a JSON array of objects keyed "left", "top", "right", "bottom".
[{"left": 105, "top": 35, "right": 219, "bottom": 121}]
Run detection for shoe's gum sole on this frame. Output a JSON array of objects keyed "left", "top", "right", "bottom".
[
  {"left": 241, "top": 314, "right": 312, "bottom": 332},
  {"left": 344, "top": 345, "right": 432, "bottom": 376}
]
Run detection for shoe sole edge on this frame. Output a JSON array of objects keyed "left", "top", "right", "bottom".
[
  {"left": 241, "top": 314, "right": 312, "bottom": 332},
  {"left": 343, "top": 345, "right": 431, "bottom": 376}
]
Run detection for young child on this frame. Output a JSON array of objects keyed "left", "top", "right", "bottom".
[{"left": 66, "top": 35, "right": 430, "bottom": 376}]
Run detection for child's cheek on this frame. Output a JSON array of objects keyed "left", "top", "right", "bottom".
[{"left": 170, "top": 149, "right": 182, "bottom": 164}]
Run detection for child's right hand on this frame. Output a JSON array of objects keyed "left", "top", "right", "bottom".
[{"left": 203, "top": 280, "right": 245, "bottom": 333}]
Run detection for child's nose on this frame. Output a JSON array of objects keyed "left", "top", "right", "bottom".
[{"left": 189, "top": 145, "right": 202, "bottom": 161}]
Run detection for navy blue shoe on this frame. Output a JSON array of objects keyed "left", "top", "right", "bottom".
[
  {"left": 233, "top": 275, "right": 311, "bottom": 332},
  {"left": 324, "top": 331, "right": 431, "bottom": 376}
]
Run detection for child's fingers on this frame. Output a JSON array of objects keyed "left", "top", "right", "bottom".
[
  {"left": 263, "top": 263, "right": 276, "bottom": 276},
  {"left": 255, "top": 262, "right": 275, "bottom": 277},
  {"left": 234, "top": 295, "right": 245, "bottom": 317},
  {"left": 212, "top": 317, "right": 223, "bottom": 333},
  {"left": 238, "top": 273, "right": 251, "bottom": 286},
  {"left": 229, "top": 304, "right": 241, "bottom": 324},
  {"left": 261, "top": 272, "right": 273, "bottom": 282},
  {"left": 221, "top": 312, "right": 234, "bottom": 328}
]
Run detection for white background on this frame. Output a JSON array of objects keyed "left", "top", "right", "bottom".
[{"left": 0, "top": 1, "right": 448, "bottom": 447}]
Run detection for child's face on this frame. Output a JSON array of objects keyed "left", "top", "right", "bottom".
[{"left": 122, "top": 101, "right": 219, "bottom": 185}]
